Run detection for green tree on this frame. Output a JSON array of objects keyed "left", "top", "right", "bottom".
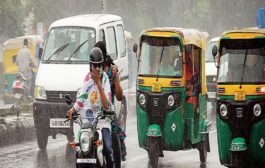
[
  {"left": 0, "top": 0, "right": 31, "bottom": 38},
  {"left": 31, "top": 0, "right": 102, "bottom": 29}
]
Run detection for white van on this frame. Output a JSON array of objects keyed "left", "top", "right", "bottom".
[
  {"left": 205, "top": 37, "right": 219, "bottom": 105},
  {"left": 33, "top": 14, "right": 129, "bottom": 150}
]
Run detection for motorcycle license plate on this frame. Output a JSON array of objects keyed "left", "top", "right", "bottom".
[
  {"left": 14, "top": 93, "right": 22, "bottom": 99},
  {"left": 50, "top": 118, "right": 70, "bottom": 128},
  {"left": 77, "top": 158, "right": 97, "bottom": 164}
]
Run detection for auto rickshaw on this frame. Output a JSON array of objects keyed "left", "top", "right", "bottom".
[
  {"left": 133, "top": 27, "right": 211, "bottom": 167},
  {"left": 2, "top": 35, "right": 43, "bottom": 104},
  {"left": 212, "top": 9, "right": 265, "bottom": 168}
]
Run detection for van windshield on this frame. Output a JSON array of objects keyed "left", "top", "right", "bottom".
[
  {"left": 138, "top": 36, "right": 182, "bottom": 77},
  {"left": 42, "top": 27, "right": 96, "bottom": 64}
]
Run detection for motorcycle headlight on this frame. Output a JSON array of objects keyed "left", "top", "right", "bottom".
[
  {"left": 168, "top": 95, "right": 174, "bottom": 107},
  {"left": 253, "top": 104, "right": 262, "bottom": 117},
  {"left": 139, "top": 93, "right": 146, "bottom": 105},
  {"left": 34, "top": 85, "right": 47, "bottom": 100},
  {"left": 220, "top": 104, "right": 228, "bottom": 117},
  {"left": 80, "top": 131, "right": 93, "bottom": 153}
]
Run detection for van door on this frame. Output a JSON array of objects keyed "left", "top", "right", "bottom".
[{"left": 104, "top": 24, "right": 129, "bottom": 91}]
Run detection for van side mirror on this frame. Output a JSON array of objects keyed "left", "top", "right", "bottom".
[
  {"left": 212, "top": 45, "right": 218, "bottom": 58},
  {"left": 38, "top": 48, "right": 43, "bottom": 60},
  {"left": 65, "top": 94, "right": 72, "bottom": 105},
  {"left": 212, "top": 45, "right": 218, "bottom": 68},
  {"left": 133, "top": 43, "right": 138, "bottom": 53}
]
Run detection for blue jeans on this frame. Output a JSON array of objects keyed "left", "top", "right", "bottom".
[{"left": 102, "top": 128, "right": 113, "bottom": 168}]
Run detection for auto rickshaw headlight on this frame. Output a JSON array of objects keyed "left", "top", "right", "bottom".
[
  {"left": 220, "top": 104, "right": 228, "bottom": 117},
  {"left": 253, "top": 104, "right": 262, "bottom": 117},
  {"left": 168, "top": 95, "right": 174, "bottom": 107},
  {"left": 139, "top": 93, "right": 146, "bottom": 105}
]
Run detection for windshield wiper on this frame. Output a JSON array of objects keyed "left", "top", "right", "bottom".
[
  {"left": 239, "top": 48, "right": 248, "bottom": 89},
  {"left": 45, "top": 43, "right": 70, "bottom": 63},
  {"left": 156, "top": 47, "right": 165, "bottom": 81},
  {"left": 66, "top": 40, "right": 88, "bottom": 64}
]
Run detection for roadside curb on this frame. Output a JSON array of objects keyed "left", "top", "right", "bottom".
[{"left": 0, "top": 112, "right": 36, "bottom": 147}]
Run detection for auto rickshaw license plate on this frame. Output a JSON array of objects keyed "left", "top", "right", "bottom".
[
  {"left": 50, "top": 118, "right": 70, "bottom": 128},
  {"left": 77, "top": 158, "right": 97, "bottom": 164}
]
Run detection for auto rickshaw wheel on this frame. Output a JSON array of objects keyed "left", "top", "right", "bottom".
[
  {"left": 148, "top": 138, "right": 159, "bottom": 168},
  {"left": 198, "top": 133, "right": 209, "bottom": 163},
  {"left": 230, "top": 152, "right": 245, "bottom": 168}
]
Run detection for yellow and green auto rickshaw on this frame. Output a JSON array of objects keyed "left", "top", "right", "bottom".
[
  {"left": 2, "top": 35, "right": 43, "bottom": 104},
  {"left": 133, "top": 27, "right": 211, "bottom": 167},
  {"left": 212, "top": 9, "right": 265, "bottom": 168}
]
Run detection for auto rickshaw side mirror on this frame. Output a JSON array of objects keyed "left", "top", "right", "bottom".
[{"left": 133, "top": 43, "right": 138, "bottom": 54}]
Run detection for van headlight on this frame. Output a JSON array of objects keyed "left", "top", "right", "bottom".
[
  {"left": 80, "top": 131, "right": 93, "bottom": 153},
  {"left": 34, "top": 85, "right": 47, "bottom": 100},
  {"left": 220, "top": 104, "right": 228, "bottom": 117},
  {"left": 253, "top": 104, "right": 262, "bottom": 117},
  {"left": 139, "top": 93, "right": 146, "bottom": 105},
  {"left": 168, "top": 95, "right": 174, "bottom": 107}
]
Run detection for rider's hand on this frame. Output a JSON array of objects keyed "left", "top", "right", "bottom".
[
  {"left": 66, "top": 108, "right": 75, "bottom": 119},
  {"left": 111, "top": 65, "right": 119, "bottom": 84},
  {"left": 91, "top": 69, "right": 102, "bottom": 86}
]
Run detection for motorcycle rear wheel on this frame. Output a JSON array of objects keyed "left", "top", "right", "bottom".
[
  {"left": 112, "top": 134, "right": 121, "bottom": 168},
  {"left": 118, "top": 96, "right": 127, "bottom": 132}
]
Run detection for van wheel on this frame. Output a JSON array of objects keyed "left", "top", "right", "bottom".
[
  {"left": 36, "top": 126, "right": 48, "bottom": 151},
  {"left": 118, "top": 96, "right": 127, "bottom": 132}
]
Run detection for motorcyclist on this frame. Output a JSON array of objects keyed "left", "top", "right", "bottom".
[
  {"left": 66, "top": 47, "right": 114, "bottom": 168},
  {"left": 94, "top": 41, "right": 127, "bottom": 161}
]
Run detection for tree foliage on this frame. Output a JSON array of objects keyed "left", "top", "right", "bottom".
[
  {"left": 0, "top": 0, "right": 31, "bottom": 38},
  {"left": 31, "top": 0, "right": 102, "bottom": 28}
]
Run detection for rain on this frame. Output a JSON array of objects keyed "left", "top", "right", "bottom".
[{"left": 0, "top": 1, "right": 265, "bottom": 168}]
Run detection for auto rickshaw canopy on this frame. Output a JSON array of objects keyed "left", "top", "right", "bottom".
[
  {"left": 3, "top": 35, "right": 42, "bottom": 74},
  {"left": 221, "top": 27, "right": 265, "bottom": 39},
  {"left": 141, "top": 27, "right": 208, "bottom": 49}
]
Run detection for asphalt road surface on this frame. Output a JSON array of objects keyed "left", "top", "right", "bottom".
[{"left": 0, "top": 95, "right": 225, "bottom": 168}]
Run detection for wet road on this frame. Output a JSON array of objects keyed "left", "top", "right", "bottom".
[{"left": 0, "top": 97, "right": 225, "bottom": 168}]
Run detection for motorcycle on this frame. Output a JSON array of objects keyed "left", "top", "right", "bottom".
[
  {"left": 12, "top": 73, "right": 28, "bottom": 103},
  {"left": 65, "top": 95, "right": 122, "bottom": 168}
]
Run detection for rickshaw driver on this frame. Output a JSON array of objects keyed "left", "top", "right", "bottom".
[
  {"left": 185, "top": 46, "right": 199, "bottom": 113},
  {"left": 150, "top": 47, "right": 162, "bottom": 74},
  {"left": 155, "top": 46, "right": 181, "bottom": 75}
]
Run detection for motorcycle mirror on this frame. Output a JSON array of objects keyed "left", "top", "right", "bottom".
[{"left": 65, "top": 94, "right": 72, "bottom": 105}]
